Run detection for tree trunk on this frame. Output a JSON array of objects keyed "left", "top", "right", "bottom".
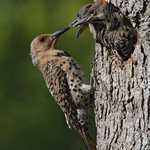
[{"left": 92, "top": 0, "right": 150, "bottom": 149}]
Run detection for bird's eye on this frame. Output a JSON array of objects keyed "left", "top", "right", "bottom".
[{"left": 40, "top": 37, "right": 45, "bottom": 42}]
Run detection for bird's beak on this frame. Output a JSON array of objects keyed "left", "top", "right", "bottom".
[
  {"left": 76, "top": 24, "right": 88, "bottom": 38},
  {"left": 51, "top": 27, "right": 71, "bottom": 39},
  {"left": 70, "top": 14, "right": 94, "bottom": 27},
  {"left": 69, "top": 14, "right": 94, "bottom": 38}
]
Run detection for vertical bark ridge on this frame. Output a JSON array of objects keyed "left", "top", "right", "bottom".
[{"left": 93, "top": 0, "right": 150, "bottom": 149}]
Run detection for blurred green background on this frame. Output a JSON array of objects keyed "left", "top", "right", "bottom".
[{"left": 0, "top": 0, "right": 94, "bottom": 150}]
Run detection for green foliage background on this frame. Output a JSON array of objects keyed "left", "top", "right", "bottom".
[{"left": 0, "top": 0, "right": 94, "bottom": 150}]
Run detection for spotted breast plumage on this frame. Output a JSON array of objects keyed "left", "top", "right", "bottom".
[{"left": 30, "top": 28, "right": 96, "bottom": 150}]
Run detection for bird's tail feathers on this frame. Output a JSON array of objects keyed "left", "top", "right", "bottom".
[{"left": 79, "top": 127, "right": 96, "bottom": 150}]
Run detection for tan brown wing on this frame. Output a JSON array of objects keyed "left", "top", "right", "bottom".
[{"left": 41, "top": 63, "right": 80, "bottom": 130}]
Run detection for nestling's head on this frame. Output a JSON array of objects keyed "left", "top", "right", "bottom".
[
  {"left": 69, "top": 3, "right": 95, "bottom": 38},
  {"left": 30, "top": 27, "right": 70, "bottom": 65},
  {"left": 70, "top": 0, "right": 108, "bottom": 38}
]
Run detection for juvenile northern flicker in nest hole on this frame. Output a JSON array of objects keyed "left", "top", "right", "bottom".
[
  {"left": 70, "top": 0, "right": 137, "bottom": 61},
  {"left": 30, "top": 28, "right": 96, "bottom": 150}
]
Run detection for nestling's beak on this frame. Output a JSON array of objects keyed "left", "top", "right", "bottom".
[
  {"left": 70, "top": 14, "right": 94, "bottom": 27},
  {"left": 76, "top": 24, "right": 88, "bottom": 38},
  {"left": 69, "top": 14, "right": 95, "bottom": 38},
  {"left": 51, "top": 26, "right": 71, "bottom": 39},
  {"left": 70, "top": 16, "right": 93, "bottom": 38}
]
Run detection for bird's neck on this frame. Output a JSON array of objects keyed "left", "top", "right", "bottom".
[{"left": 36, "top": 49, "right": 56, "bottom": 66}]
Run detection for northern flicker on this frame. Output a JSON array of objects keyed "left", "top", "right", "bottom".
[
  {"left": 30, "top": 28, "right": 96, "bottom": 150},
  {"left": 70, "top": 0, "right": 137, "bottom": 61}
]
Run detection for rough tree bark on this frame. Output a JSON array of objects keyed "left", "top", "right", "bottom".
[{"left": 92, "top": 0, "right": 150, "bottom": 149}]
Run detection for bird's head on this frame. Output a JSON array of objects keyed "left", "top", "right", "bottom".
[
  {"left": 30, "top": 27, "right": 70, "bottom": 65},
  {"left": 70, "top": 0, "right": 108, "bottom": 38}
]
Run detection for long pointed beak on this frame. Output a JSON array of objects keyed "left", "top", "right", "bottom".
[
  {"left": 76, "top": 24, "right": 88, "bottom": 39},
  {"left": 69, "top": 14, "right": 94, "bottom": 27},
  {"left": 69, "top": 15, "right": 93, "bottom": 39},
  {"left": 51, "top": 27, "right": 71, "bottom": 39}
]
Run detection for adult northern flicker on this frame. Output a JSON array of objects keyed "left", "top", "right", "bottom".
[
  {"left": 70, "top": 0, "right": 137, "bottom": 61},
  {"left": 30, "top": 28, "right": 96, "bottom": 150}
]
